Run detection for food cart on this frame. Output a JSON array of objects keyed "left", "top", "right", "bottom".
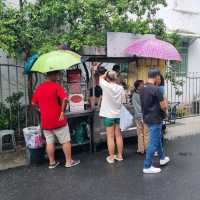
[
  {"left": 30, "top": 32, "right": 168, "bottom": 153},
  {"left": 79, "top": 32, "right": 167, "bottom": 151}
]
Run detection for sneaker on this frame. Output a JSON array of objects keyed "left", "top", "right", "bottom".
[
  {"left": 106, "top": 156, "right": 115, "bottom": 164},
  {"left": 114, "top": 155, "right": 123, "bottom": 162},
  {"left": 49, "top": 161, "right": 60, "bottom": 169},
  {"left": 65, "top": 160, "right": 80, "bottom": 168},
  {"left": 160, "top": 156, "right": 170, "bottom": 166},
  {"left": 143, "top": 166, "right": 162, "bottom": 174}
]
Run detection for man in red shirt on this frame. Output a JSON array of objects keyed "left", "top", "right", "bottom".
[{"left": 32, "top": 71, "right": 80, "bottom": 169}]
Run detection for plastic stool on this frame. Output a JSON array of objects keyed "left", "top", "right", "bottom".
[{"left": 0, "top": 130, "right": 16, "bottom": 153}]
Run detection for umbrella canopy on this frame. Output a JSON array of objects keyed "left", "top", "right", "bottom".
[
  {"left": 125, "top": 37, "right": 182, "bottom": 61},
  {"left": 24, "top": 53, "right": 39, "bottom": 74},
  {"left": 31, "top": 50, "right": 81, "bottom": 73}
]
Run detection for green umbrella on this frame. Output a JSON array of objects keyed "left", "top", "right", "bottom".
[{"left": 31, "top": 50, "right": 81, "bottom": 73}]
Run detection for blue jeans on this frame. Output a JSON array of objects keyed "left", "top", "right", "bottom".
[{"left": 144, "top": 123, "right": 165, "bottom": 168}]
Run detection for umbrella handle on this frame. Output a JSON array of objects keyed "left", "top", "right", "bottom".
[{"left": 82, "top": 62, "right": 90, "bottom": 84}]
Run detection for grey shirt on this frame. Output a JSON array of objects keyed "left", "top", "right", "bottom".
[{"left": 132, "top": 91, "right": 143, "bottom": 120}]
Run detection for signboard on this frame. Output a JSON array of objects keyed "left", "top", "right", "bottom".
[
  {"left": 67, "top": 69, "right": 81, "bottom": 83},
  {"left": 69, "top": 94, "right": 84, "bottom": 112},
  {"left": 107, "top": 32, "right": 154, "bottom": 57}
]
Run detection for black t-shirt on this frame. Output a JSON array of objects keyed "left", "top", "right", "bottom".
[{"left": 140, "top": 83, "right": 164, "bottom": 124}]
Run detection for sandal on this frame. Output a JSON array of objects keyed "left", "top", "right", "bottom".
[
  {"left": 106, "top": 156, "right": 115, "bottom": 164},
  {"left": 114, "top": 155, "right": 123, "bottom": 162},
  {"left": 49, "top": 161, "right": 60, "bottom": 169},
  {"left": 65, "top": 160, "right": 80, "bottom": 168}
]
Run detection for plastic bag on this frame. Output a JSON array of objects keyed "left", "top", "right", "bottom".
[
  {"left": 120, "top": 105, "right": 133, "bottom": 131},
  {"left": 23, "top": 126, "right": 45, "bottom": 149},
  {"left": 73, "top": 122, "right": 88, "bottom": 144}
]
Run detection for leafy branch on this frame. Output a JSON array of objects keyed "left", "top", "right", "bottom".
[{"left": 0, "top": 0, "right": 174, "bottom": 58}]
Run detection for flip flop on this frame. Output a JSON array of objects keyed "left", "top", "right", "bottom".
[
  {"left": 65, "top": 160, "right": 80, "bottom": 168},
  {"left": 49, "top": 161, "right": 60, "bottom": 169},
  {"left": 114, "top": 155, "right": 123, "bottom": 162}
]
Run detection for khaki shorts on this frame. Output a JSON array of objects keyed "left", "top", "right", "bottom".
[{"left": 43, "top": 125, "right": 71, "bottom": 144}]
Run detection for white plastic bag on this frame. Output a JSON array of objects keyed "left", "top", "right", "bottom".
[
  {"left": 23, "top": 126, "right": 44, "bottom": 149},
  {"left": 120, "top": 105, "right": 133, "bottom": 131}
]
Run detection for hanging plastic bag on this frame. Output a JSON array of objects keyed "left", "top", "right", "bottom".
[
  {"left": 73, "top": 122, "right": 88, "bottom": 144},
  {"left": 120, "top": 105, "right": 133, "bottom": 131},
  {"left": 23, "top": 126, "right": 45, "bottom": 149}
]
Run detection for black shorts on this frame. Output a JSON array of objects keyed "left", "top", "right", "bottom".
[{"left": 89, "top": 86, "right": 103, "bottom": 98}]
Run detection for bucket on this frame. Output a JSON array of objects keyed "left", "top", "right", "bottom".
[
  {"left": 23, "top": 126, "right": 45, "bottom": 165},
  {"left": 26, "top": 147, "right": 45, "bottom": 165}
]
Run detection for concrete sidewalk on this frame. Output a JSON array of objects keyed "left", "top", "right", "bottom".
[
  {"left": 165, "top": 116, "right": 200, "bottom": 140},
  {"left": 0, "top": 147, "right": 26, "bottom": 171}
]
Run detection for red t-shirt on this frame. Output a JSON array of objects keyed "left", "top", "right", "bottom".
[{"left": 32, "top": 81, "right": 68, "bottom": 130}]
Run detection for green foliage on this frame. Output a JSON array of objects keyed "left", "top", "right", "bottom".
[
  {"left": 0, "top": 102, "right": 10, "bottom": 129},
  {"left": 0, "top": 0, "right": 179, "bottom": 58},
  {"left": 0, "top": 92, "right": 25, "bottom": 130}
]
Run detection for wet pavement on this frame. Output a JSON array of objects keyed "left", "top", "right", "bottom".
[{"left": 0, "top": 135, "right": 200, "bottom": 200}]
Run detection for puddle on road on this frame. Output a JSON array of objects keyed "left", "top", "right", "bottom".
[{"left": 178, "top": 152, "right": 193, "bottom": 156}]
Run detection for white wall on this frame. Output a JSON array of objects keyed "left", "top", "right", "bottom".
[
  {"left": 157, "top": 0, "right": 200, "bottom": 105},
  {"left": 157, "top": 0, "right": 200, "bottom": 74},
  {"left": 157, "top": 0, "right": 200, "bottom": 34},
  {"left": 188, "top": 39, "right": 200, "bottom": 73},
  {"left": 5, "top": 0, "right": 36, "bottom": 8},
  {"left": 5, "top": 0, "right": 19, "bottom": 7}
]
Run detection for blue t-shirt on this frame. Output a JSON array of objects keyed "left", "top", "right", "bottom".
[{"left": 159, "top": 86, "right": 165, "bottom": 96}]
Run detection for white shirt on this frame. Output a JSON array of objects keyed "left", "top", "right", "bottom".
[{"left": 99, "top": 78, "right": 125, "bottom": 118}]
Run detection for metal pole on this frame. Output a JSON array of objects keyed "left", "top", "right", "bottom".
[
  {"left": 198, "top": 73, "right": 200, "bottom": 115},
  {"left": 195, "top": 73, "right": 198, "bottom": 115},
  {"left": 193, "top": 72, "right": 195, "bottom": 115},
  {"left": 0, "top": 65, "right": 2, "bottom": 103},
  {"left": 7, "top": 60, "right": 12, "bottom": 130},
  {"left": 166, "top": 66, "right": 169, "bottom": 101},
  {"left": 24, "top": 69, "right": 28, "bottom": 127},
  {"left": 185, "top": 74, "right": 188, "bottom": 108},
  {"left": 181, "top": 71, "right": 184, "bottom": 105},
  {"left": 174, "top": 70, "right": 177, "bottom": 103},
  {"left": 189, "top": 73, "right": 191, "bottom": 115},
  {"left": 177, "top": 66, "right": 180, "bottom": 104},
  {"left": 15, "top": 60, "right": 21, "bottom": 136}
]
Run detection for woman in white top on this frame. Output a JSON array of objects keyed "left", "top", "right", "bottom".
[{"left": 99, "top": 70, "right": 126, "bottom": 164}]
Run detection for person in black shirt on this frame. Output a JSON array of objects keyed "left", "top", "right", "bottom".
[
  {"left": 140, "top": 68, "right": 170, "bottom": 174},
  {"left": 89, "top": 66, "right": 107, "bottom": 108}
]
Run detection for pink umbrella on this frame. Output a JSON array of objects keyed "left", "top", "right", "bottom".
[{"left": 125, "top": 37, "right": 182, "bottom": 61}]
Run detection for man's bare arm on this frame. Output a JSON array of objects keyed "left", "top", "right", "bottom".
[{"left": 59, "top": 98, "right": 68, "bottom": 120}]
